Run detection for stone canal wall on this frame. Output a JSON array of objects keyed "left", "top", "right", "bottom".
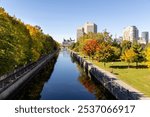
[
  {"left": 70, "top": 50, "right": 149, "bottom": 100},
  {"left": 0, "top": 50, "right": 59, "bottom": 99}
]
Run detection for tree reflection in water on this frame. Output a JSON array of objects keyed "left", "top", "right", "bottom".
[
  {"left": 10, "top": 54, "right": 59, "bottom": 100},
  {"left": 73, "top": 59, "right": 116, "bottom": 100}
]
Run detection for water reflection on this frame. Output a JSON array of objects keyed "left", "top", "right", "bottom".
[
  {"left": 40, "top": 50, "right": 96, "bottom": 100},
  {"left": 76, "top": 64, "right": 115, "bottom": 100},
  {"left": 11, "top": 49, "right": 115, "bottom": 100},
  {"left": 11, "top": 54, "right": 58, "bottom": 100},
  {"left": 62, "top": 48, "right": 69, "bottom": 57}
]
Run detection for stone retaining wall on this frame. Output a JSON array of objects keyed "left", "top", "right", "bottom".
[{"left": 70, "top": 50, "right": 149, "bottom": 100}]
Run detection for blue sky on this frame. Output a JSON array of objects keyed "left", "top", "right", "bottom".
[{"left": 0, "top": 0, "right": 150, "bottom": 42}]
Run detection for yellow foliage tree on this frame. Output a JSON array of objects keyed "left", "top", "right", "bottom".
[
  {"left": 121, "top": 49, "right": 136, "bottom": 68},
  {"left": 145, "top": 47, "right": 150, "bottom": 68}
]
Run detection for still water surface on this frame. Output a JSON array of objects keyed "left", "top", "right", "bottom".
[{"left": 13, "top": 49, "right": 115, "bottom": 100}]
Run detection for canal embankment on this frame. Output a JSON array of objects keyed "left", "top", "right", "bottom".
[
  {"left": 0, "top": 50, "right": 59, "bottom": 99},
  {"left": 70, "top": 50, "right": 150, "bottom": 100},
  {"left": 11, "top": 49, "right": 115, "bottom": 100}
]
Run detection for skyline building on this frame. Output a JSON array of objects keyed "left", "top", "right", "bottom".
[
  {"left": 142, "top": 32, "right": 149, "bottom": 44},
  {"left": 123, "top": 26, "right": 139, "bottom": 42},
  {"left": 77, "top": 22, "right": 97, "bottom": 40},
  {"left": 76, "top": 23, "right": 149, "bottom": 45},
  {"left": 77, "top": 27, "right": 84, "bottom": 40},
  {"left": 84, "top": 22, "right": 97, "bottom": 34}
]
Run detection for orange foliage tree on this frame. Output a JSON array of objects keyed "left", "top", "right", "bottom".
[{"left": 83, "top": 39, "right": 99, "bottom": 57}]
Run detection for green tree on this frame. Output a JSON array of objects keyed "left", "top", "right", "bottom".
[
  {"left": 121, "top": 40, "right": 132, "bottom": 54},
  {"left": 132, "top": 43, "right": 145, "bottom": 67},
  {"left": 111, "top": 46, "right": 121, "bottom": 61}
]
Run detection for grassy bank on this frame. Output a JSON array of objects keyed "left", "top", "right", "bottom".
[{"left": 78, "top": 52, "right": 150, "bottom": 97}]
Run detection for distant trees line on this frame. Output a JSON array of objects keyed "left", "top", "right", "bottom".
[
  {"left": 70, "top": 31, "right": 150, "bottom": 68},
  {"left": 0, "top": 7, "right": 59, "bottom": 75}
]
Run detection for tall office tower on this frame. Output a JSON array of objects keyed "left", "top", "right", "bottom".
[
  {"left": 123, "top": 26, "right": 139, "bottom": 42},
  {"left": 77, "top": 27, "right": 84, "bottom": 40},
  {"left": 84, "top": 22, "right": 97, "bottom": 34},
  {"left": 142, "top": 32, "right": 149, "bottom": 44}
]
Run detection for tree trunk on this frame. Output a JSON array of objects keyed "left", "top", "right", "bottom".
[
  {"left": 136, "top": 62, "right": 138, "bottom": 69},
  {"left": 104, "top": 62, "right": 106, "bottom": 67}
]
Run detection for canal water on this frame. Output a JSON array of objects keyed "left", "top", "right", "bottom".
[{"left": 12, "top": 49, "right": 115, "bottom": 100}]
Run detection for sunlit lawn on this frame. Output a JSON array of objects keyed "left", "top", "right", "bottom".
[{"left": 78, "top": 53, "right": 150, "bottom": 97}]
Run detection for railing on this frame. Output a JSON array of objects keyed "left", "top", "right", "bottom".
[{"left": 0, "top": 50, "right": 58, "bottom": 94}]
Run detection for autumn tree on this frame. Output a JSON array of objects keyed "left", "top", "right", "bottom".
[
  {"left": 121, "top": 49, "right": 136, "bottom": 68},
  {"left": 76, "top": 31, "right": 111, "bottom": 52},
  {"left": 95, "top": 42, "right": 114, "bottom": 66},
  {"left": 26, "top": 25, "right": 58, "bottom": 61},
  {"left": 83, "top": 39, "right": 99, "bottom": 58},
  {"left": 0, "top": 7, "right": 58, "bottom": 75},
  {"left": 0, "top": 7, "right": 32, "bottom": 74}
]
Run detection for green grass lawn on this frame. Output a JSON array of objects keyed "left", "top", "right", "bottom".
[{"left": 78, "top": 53, "right": 150, "bottom": 97}]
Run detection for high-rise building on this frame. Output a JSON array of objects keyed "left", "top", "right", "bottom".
[
  {"left": 138, "top": 37, "right": 146, "bottom": 45},
  {"left": 142, "top": 32, "right": 149, "bottom": 44},
  {"left": 77, "top": 22, "right": 97, "bottom": 40},
  {"left": 123, "top": 26, "right": 139, "bottom": 42},
  {"left": 77, "top": 27, "right": 84, "bottom": 40},
  {"left": 84, "top": 22, "right": 97, "bottom": 34}
]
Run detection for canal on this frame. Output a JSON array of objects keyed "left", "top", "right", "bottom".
[{"left": 12, "top": 49, "right": 115, "bottom": 100}]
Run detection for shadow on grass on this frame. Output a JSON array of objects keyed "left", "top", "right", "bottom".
[
  {"left": 110, "top": 65, "right": 148, "bottom": 69},
  {"left": 113, "top": 73, "right": 119, "bottom": 75}
]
